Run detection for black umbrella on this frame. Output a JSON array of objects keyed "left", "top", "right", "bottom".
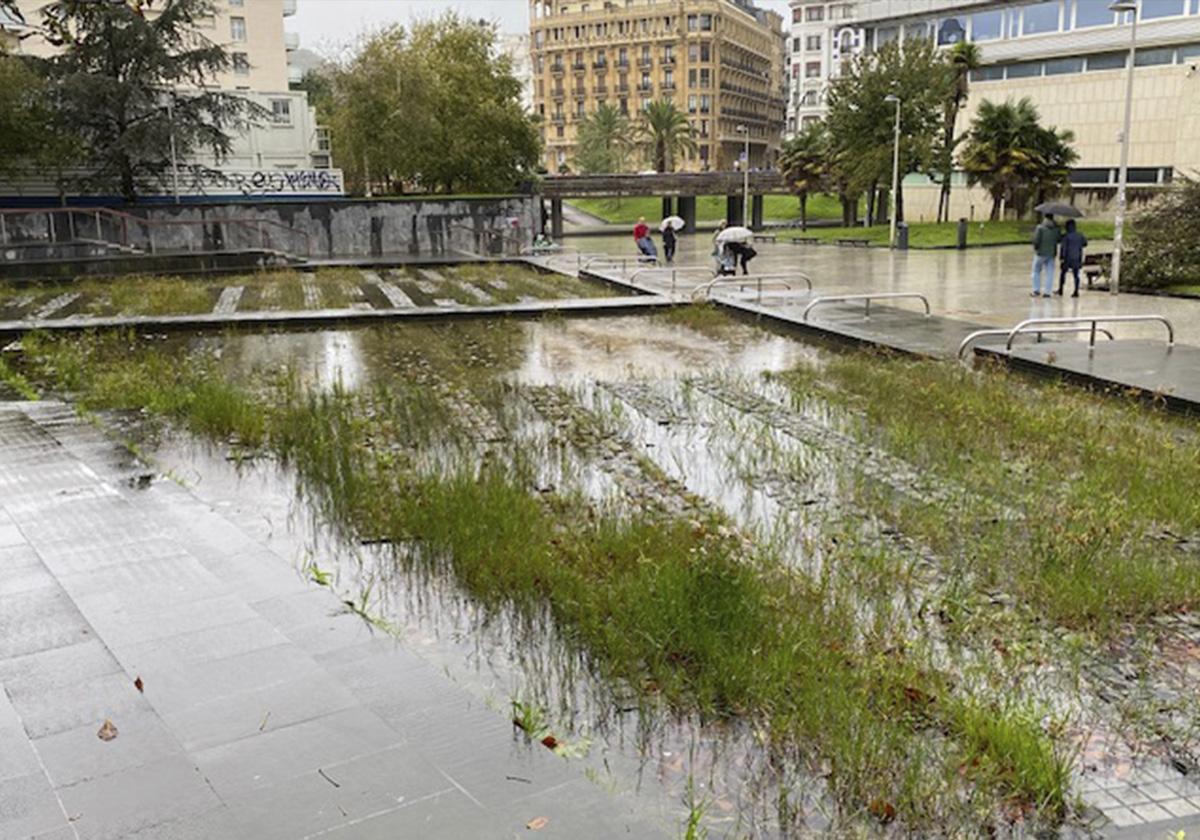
[{"left": 1034, "top": 202, "right": 1083, "bottom": 218}]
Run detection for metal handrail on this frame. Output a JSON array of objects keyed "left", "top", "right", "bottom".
[
  {"left": 628, "top": 265, "right": 713, "bottom": 282},
  {"left": 1005, "top": 315, "right": 1174, "bottom": 351},
  {"left": 802, "top": 292, "right": 930, "bottom": 322},
  {"left": 957, "top": 326, "right": 1116, "bottom": 361},
  {"left": 581, "top": 255, "right": 632, "bottom": 272},
  {"left": 691, "top": 272, "right": 814, "bottom": 303}
]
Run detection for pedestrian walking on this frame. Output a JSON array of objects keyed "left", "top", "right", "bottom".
[
  {"left": 662, "top": 224, "right": 677, "bottom": 263},
  {"left": 726, "top": 241, "right": 757, "bottom": 275},
  {"left": 1030, "top": 214, "right": 1060, "bottom": 298},
  {"left": 633, "top": 216, "right": 657, "bottom": 262},
  {"left": 1056, "top": 219, "right": 1088, "bottom": 298}
]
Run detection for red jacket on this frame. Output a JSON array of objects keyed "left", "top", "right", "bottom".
[{"left": 633, "top": 222, "right": 649, "bottom": 240}]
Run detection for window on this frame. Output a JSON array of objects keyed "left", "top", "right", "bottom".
[
  {"left": 699, "top": 68, "right": 710, "bottom": 86},
  {"left": 904, "top": 20, "right": 931, "bottom": 41},
  {"left": 807, "top": 34, "right": 822, "bottom": 50},
  {"left": 1087, "top": 51, "right": 1126, "bottom": 70},
  {"left": 230, "top": 16, "right": 246, "bottom": 41},
  {"left": 1007, "top": 60, "right": 1042, "bottom": 77},
  {"left": 970, "top": 64, "right": 1005, "bottom": 81},
  {"left": 700, "top": 43, "right": 710, "bottom": 61},
  {"left": 937, "top": 17, "right": 966, "bottom": 45},
  {"left": 699, "top": 94, "right": 711, "bottom": 113},
  {"left": 876, "top": 26, "right": 899, "bottom": 46},
  {"left": 1022, "top": 2, "right": 1060, "bottom": 35},
  {"left": 1135, "top": 46, "right": 1176, "bottom": 65},
  {"left": 792, "top": 8, "right": 802, "bottom": 22},
  {"left": 232, "top": 52, "right": 249, "bottom": 75},
  {"left": 270, "top": 98, "right": 292, "bottom": 124},
  {"left": 805, "top": 61, "right": 821, "bottom": 77},
  {"left": 1044, "top": 56, "right": 1084, "bottom": 74},
  {"left": 793, "top": 37, "right": 801, "bottom": 52},
  {"left": 663, "top": 69, "right": 674, "bottom": 87},
  {"left": 1142, "top": 0, "right": 1185, "bottom": 17},
  {"left": 1073, "top": 0, "right": 1114, "bottom": 28},
  {"left": 970, "top": 9, "right": 1003, "bottom": 39},
  {"left": 688, "top": 94, "right": 697, "bottom": 112},
  {"left": 806, "top": 6, "right": 824, "bottom": 22},
  {"left": 1178, "top": 43, "right": 1200, "bottom": 59},
  {"left": 228, "top": 0, "right": 243, "bottom": 5},
  {"left": 800, "top": 89, "right": 819, "bottom": 106},
  {"left": 687, "top": 14, "right": 697, "bottom": 31},
  {"left": 699, "top": 13, "right": 712, "bottom": 30},
  {"left": 688, "top": 68, "right": 697, "bottom": 87}
]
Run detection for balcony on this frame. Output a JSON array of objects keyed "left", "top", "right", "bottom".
[
  {"left": 552, "top": 114, "right": 565, "bottom": 124},
  {"left": 551, "top": 63, "right": 565, "bottom": 75},
  {"left": 552, "top": 88, "right": 565, "bottom": 99},
  {"left": 661, "top": 80, "right": 676, "bottom": 90},
  {"left": 661, "top": 54, "right": 676, "bottom": 65},
  {"left": 593, "top": 60, "right": 608, "bottom": 70},
  {"left": 617, "top": 59, "right": 630, "bottom": 68},
  {"left": 637, "top": 82, "right": 653, "bottom": 92},
  {"left": 283, "top": 31, "right": 300, "bottom": 50},
  {"left": 595, "top": 86, "right": 608, "bottom": 95},
  {"left": 282, "top": 0, "right": 297, "bottom": 15},
  {"left": 638, "top": 57, "right": 653, "bottom": 68},
  {"left": 287, "top": 65, "right": 303, "bottom": 84},
  {"left": 616, "top": 83, "right": 629, "bottom": 92},
  {"left": 573, "top": 88, "right": 586, "bottom": 97},
  {"left": 572, "top": 62, "right": 586, "bottom": 72}
]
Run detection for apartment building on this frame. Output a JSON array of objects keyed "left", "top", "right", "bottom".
[
  {"left": 529, "top": 0, "right": 788, "bottom": 173},
  {"left": 500, "top": 33, "right": 536, "bottom": 110},
  {"left": 1, "top": 0, "right": 338, "bottom": 196},
  {"left": 786, "top": 0, "right": 863, "bottom": 133},
  {"left": 9, "top": 0, "right": 298, "bottom": 91}
]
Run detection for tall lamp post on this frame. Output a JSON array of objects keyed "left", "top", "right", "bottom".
[
  {"left": 736, "top": 124, "right": 749, "bottom": 226},
  {"left": 1108, "top": 0, "right": 1138, "bottom": 295},
  {"left": 884, "top": 94, "right": 901, "bottom": 248}
]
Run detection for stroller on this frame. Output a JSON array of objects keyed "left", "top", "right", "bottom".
[
  {"left": 636, "top": 235, "right": 658, "bottom": 264},
  {"left": 713, "top": 244, "right": 737, "bottom": 276}
]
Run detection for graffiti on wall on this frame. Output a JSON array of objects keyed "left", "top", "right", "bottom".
[{"left": 182, "top": 168, "right": 345, "bottom": 197}]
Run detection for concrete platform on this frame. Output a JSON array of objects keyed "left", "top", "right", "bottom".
[
  {"left": 0, "top": 402, "right": 667, "bottom": 840},
  {"left": 0, "top": 295, "right": 673, "bottom": 339},
  {"left": 976, "top": 339, "right": 1200, "bottom": 414}
]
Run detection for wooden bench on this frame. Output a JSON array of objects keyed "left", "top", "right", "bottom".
[
  {"left": 752, "top": 233, "right": 777, "bottom": 243},
  {"left": 1082, "top": 252, "right": 1111, "bottom": 288},
  {"left": 835, "top": 238, "right": 870, "bottom": 247},
  {"left": 789, "top": 236, "right": 820, "bottom": 244}
]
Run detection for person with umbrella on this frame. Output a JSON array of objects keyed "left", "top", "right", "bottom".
[
  {"left": 1058, "top": 221, "right": 1087, "bottom": 298},
  {"left": 660, "top": 215, "right": 684, "bottom": 263},
  {"left": 1030, "top": 211, "right": 1061, "bottom": 298},
  {"left": 715, "top": 223, "right": 757, "bottom": 276}
]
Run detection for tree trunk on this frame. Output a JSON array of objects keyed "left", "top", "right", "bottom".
[
  {"left": 937, "top": 110, "right": 957, "bottom": 223},
  {"left": 119, "top": 154, "right": 136, "bottom": 203},
  {"left": 866, "top": 182, "right": 877, "bottom": 226},
  {"left": 840, "top": 194, "right": 853, "bottom": 226},
  {"left": 989, "top": 191, "right": 1001, "bottom": 221}
]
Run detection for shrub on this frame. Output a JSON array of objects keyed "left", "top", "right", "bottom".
[{"left": 1124, "top": 177, "right": 1200, "bottom": 289}]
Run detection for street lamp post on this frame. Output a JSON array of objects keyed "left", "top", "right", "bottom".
[
  {"left": 736, "top": 124, "right": 749, "bottom": 226},
  {"left": 166, "top": 95, "right": 180, "bottom": 205},
  {"left": 884, "top": 94, "right": 901, "bottom": 248},
  {"left": 1109, "top": 0, "right": 1138, "bottom": 295}
]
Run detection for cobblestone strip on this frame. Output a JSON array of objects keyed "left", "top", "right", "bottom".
[
  {"left": 33, "top": 293, "right": 80, "bottom": 320},
  {"left": 212, "top": 286, "right": 244, "bottom": 315},
  {"left": 301, "top": 275, "right": 321, "bottom": 309},
  {"left": 598, "top": 381, "right": 693, "bottom": 428},
  {"left": 361, "top": 270, "right": 414, "bottom": 309},
  {"left": 691, "top": 378, "right": 1008, "bottom": 518},
  {"left": 523, "top": 384, "right": 712, "bottom": 520}
]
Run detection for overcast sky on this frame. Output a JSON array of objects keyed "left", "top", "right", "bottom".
[{"left": 293, "top": 0, "right": 793, "bottom": 57}]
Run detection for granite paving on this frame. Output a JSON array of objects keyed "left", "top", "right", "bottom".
[{"left": 0, "top": 403, "right": 666, "bottom": 839}]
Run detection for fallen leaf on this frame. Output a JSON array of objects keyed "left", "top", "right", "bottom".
[
  {"left": 868, "top": 798, "right": 896, "bottom": 824},
  {"left": 526, "top": 816, "right": 549, "bottom": 830},
  {"left": 540, "top": 735, "right": 558, "bottom": 749},
  {"left": 97, "top": 719, "right": 118, "bottom": 741},
  {"left": 133, "top": 676, "right": 144, "bottom": 693}
]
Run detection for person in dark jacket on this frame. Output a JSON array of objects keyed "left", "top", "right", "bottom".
[
  {"left": 662, "top": 224, "right": 677, "bottom": 263},
  {"left": 1056, "top": 219, "right": 1088, "bottom": 297},
  {"left": 1030, "top": 214, "right": 1060, "bottom": 297}
]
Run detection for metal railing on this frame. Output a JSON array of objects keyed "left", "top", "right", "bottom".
[
  {"left": 802, "top": 292, "right": 930, "bottom": 322},
  {"left": 957, "top": 325, "right": 1116, "bottom": 361},
  {"left": 692, "top": 272, "right": 814, "bottom": 303},
  {"left": 1004, "top": 315, "right": 1175, "bottom": 351},
  {"left": 628, "top": 264, "right": 714, "bottom": 293},
  {"left": 0, "top": 206, "right": 312, "bottom": 258}
]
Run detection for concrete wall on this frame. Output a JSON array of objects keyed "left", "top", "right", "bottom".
[{"left": 137, "top": 197, "right": 541, "bottom": 258}]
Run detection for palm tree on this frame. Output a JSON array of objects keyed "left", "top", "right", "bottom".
[
  {"left": 780, "top": 121, "right": 828, "bottom": 230},
  {"left": 574, "top": 103, "right": 633, "bottom": 173},
  {"left": 936, "top": 41, "right": 981, "bottom": 222},
  {"left": 959, "top": 97, "right": 1077, "bottom": 219},
  {"left": 638, "top": 99, "right": 696, "bottom": 172}
]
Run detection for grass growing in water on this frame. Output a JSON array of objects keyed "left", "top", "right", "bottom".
[{"left": 8, "top": 327, "right": 1081, "bottom": 832}]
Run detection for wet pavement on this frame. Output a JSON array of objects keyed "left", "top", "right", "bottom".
[{"left": 0, "top": 400, "right": 666, "bottom": 840}]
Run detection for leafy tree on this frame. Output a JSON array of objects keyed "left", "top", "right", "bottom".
[
  {"left": 825, "top": 39, "right": 952, "bottom": 224},
  {"left": 780, "top": 121, "right": 827, "bottom": 230},
  {"left": 574, "top": 103, "right": 632, "bottom": 173},
  {"left": 32, "top": 0, "right": 259, "bottom": 202},
  {"left": 638, "top": 99, "right": 696, "bottom": 173},
  {"left": 933, "top": 41, "right": 981, "bottom": 222},
  {"left": 1123, "top": 177, "right": 1200, "bottom": 289},
  {"left": 0, "top": 55, "right": 61, "bottom": 176},
  {"left": 294, "top": 67, "right": 334, "bottom": 122},
  {"left": 959, "top": 97, "right": 1077, "bottom": 219},
  {"left": 329, "top": 15, "right": 540, "bottom": 194}
]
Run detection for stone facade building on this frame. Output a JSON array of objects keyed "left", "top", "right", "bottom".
[{"left": 529, "top": 0, "right": 788, "bottom": 173}]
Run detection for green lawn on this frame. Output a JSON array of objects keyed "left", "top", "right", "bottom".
[
  {"left": 1161, "top": 284, "right": 1200, "bottom": 297},
  {"left": 781, "top": 219, "right": 1115, "bottom": 249},
  {"left": 568, "top": 193, "right": 845, "bottom": 225}
]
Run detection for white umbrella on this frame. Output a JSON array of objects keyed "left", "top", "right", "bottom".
[
  {"left": 715, "top": 225, "right": 753, "bottom": 244},
  {"left": 660, "top": 216, "right": 685, "bottom": 231}
]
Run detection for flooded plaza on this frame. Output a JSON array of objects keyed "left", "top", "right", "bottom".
[{"left": 4, "top": 273, "right": 1200, "bottom": 838}]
